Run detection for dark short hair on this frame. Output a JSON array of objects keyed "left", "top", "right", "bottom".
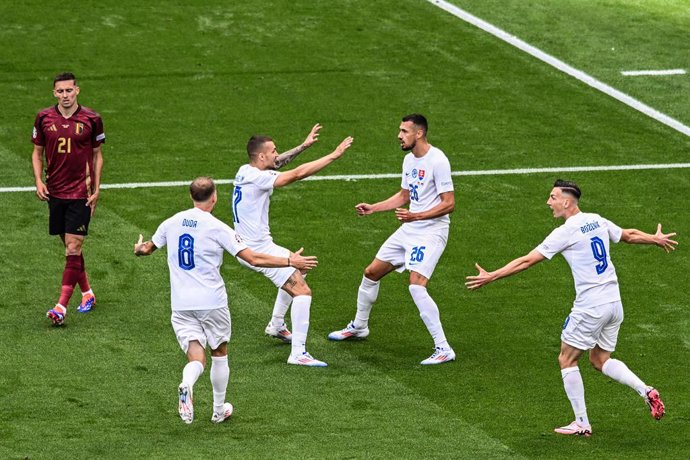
[
  {"left": 402, "top": 113, "right": 428, "bottom": 136},
  {"left": 247, "top": 135, "right": 273, "bottom": 159},
  {"left": 54, "top": 72, "right": 77, "bottom": 86},
  {"left": 190, "top": 176, "right": 216, "bottom": 202},
  {"left": 554, "top": 179, "right": 581, "bottom": 200}
]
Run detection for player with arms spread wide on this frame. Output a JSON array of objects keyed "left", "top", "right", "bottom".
[
  {"left": 232, "top": 127, "right": 353, "bottom": 367},
  {"left": 31, "top": 72, "right": 105, "bottom": 326},
  {"left": 328, "top": 114, "right": 456, "bottom": 365},
  {"left": 134, "top": 177, "right": 318, "bottom": 424},
  {"left": 466, "top": 179, "right": 677, "bottom": 436}
]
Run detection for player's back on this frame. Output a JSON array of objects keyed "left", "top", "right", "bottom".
[
  {"left": 152, "top": 207, "right": 242, "bottom": 311},
  {"left": 232, "top": 164, "right": 278, "bottom": 245}
]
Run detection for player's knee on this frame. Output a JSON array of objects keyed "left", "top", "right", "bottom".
[
  {"left": 558, "top": 353, "right": 575, "bottom": 369},
  {"left": 588, "top": 354, "right": 605, "bottom": 372}
]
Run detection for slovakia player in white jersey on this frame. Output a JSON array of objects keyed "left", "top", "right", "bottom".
[
  {"left": 134, "top": 177, "right": 317, "bottom": 424},
  {"left": 466, "top": 180, "right": 678, "bottom": 436},
  {"left": 328, "top": 114, "right": 457, "bottom": 365},
  {"left": 233, "top": 129, "right": 354, "bottom": 367}
]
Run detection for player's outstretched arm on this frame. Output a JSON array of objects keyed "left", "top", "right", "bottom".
[
  {"left": 273, "top": 136, "right": 353, "bottom": 188},
  {"left": 356, "top": 189, "right": 410, "bottom": 216},
  {"left": 621, "top": 224, "right": 678, "bottom": 253},
  {"left": 237, "top": 247, "right": 318, "bottom": 271},
  {"left": 134, "top": 234, "right": 158, "bottom": 256},
  {"left": 274, "top": 123, "right": 322, "bottom": 169},
  {"left": 465, "top": 250, "right": 546, "bottom": 290}
]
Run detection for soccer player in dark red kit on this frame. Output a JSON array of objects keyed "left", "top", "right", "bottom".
[{"left": 31, "top": 72, "right": 106, "bottom": 326}]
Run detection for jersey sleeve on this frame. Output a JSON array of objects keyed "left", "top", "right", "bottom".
[
  {"left": 602, "top": 218, "right": 623, "bottom": 243},
  {"left": 434, "top": 154, "right": 454, "bottom": 194},
  {"left": 536, "top": 226, "right": 571, "bottom": 260},
  {"left": 91, "top": 115, "right": 106, "bottom": 146},
  {"left": 151, "top": 219, "right": 170, "bottom": 249},
  {"left": 217, "top": 223, "right": 248, "bottom": 256},
  {"left": 250, "top": 169, "right": 279, "bottom": 191},
  {"left": 400, "top": 158, "right": 409, "bottom": 189},
  {"left": 32, "top": 113, "right": 45, "bottom": 146}
]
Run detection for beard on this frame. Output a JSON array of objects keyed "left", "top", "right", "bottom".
[{"left": 400, "top": 140, "right": 415, "bottom": 152}]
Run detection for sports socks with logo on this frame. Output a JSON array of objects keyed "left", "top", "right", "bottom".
[
  {"left": 290, "top": 295, "right": 311, "bottom": 355},
  {"left": 561, "top": 366, "right": 590, "bottom": 426}
]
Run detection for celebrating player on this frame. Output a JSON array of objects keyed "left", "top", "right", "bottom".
[
  {"left": 328, "top": 114, "right": 456, "bottom": 365},
  {"left": 31, "top": 72, "right": 105, "bottom": 326},
  {"left": 134, "top": 177, "right": 318, "bottom": 424},
  {"left": 232, "top": 127, "right": 353, "bottom": 367},
  {"left": 466, "top": 179, "right": 677, "bottom": 436}
]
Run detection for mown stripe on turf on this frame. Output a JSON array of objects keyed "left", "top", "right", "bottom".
[
  {"left": 3, "top": 163, "right": 690, "bottom": 193},
  {"left": 427, "top": 0, "right": 690, "bottom": 137}
]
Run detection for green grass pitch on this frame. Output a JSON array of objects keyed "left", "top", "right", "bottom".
[{"left": 1, "top": 1, "right": 688, "bottom": 458}]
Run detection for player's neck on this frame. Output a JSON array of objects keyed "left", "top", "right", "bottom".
[
  {"left": 563, "top": 207, "right": 581, "bottom": 220},
  {"left": 411, "top": 140, "right": 431, "bottom": 158},
  {"left": 57, "top": 103, "right": 79, "bottom": 119}
]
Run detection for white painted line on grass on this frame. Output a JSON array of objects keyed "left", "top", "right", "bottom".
[
  {"left": 3, "top": 163, "right": 689, "bottom": 193},
  {"left": 621, "top": 69, "right": 686, "bottom": 76},
  {"left": 427, "top": 0, "right": 690, "bottom": 137}
]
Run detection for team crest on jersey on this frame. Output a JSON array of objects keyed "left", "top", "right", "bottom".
[
  {"left": 75, "top": 122, "right": 84, "bottom": 134},
  {"left": 411, "top": 169, "right": 417, "bottom": 178},
  {"left": 418, "top": 169, "right": 425, "bottom": 180}
]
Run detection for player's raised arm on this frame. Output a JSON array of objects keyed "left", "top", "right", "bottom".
[
  {"left": 274, "top": 123, "right": 322, "bottom": 169},
  {"left": 621, "top": 224, "right": 678, "bottom": 253},
  {"left": 273, "top": 136, "right": 353, "bottom": 188},
  {"left": 465, "top": 250, "right": 546, "bottom": 290}
]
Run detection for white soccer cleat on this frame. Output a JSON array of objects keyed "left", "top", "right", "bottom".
[
  {"left": 420, "top": 347, "right": 456, "bottom": 365},
  {"left": 211, "top": 402, "right": 234, "bottom": 424},
  {"left": 287, "top": 352, "right": 328, "bottom": 367},
  {"left": 327, "top": 321, "right": 369, "bottom": 341},
  {"left": 265, "top": 321, "right": 292, "bottom": 343},
  {"left": 554, "top": 421, "right": 592, "bottom": 437},
  {"left": 178, "top": 383, "right": 194, "bottom": 424}
]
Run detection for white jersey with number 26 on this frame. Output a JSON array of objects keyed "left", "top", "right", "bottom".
[
  {"left": 401, "top": 145, "right": 454, "bottom": 232},
  {"left": 152, "top": 207, "right": 247, "bottom": 311},
  {"left": 536, "top": 212, "right": 623, "bottom": 311}
]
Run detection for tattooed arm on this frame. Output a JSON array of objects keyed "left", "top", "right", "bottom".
[{"left": 274, "top": 123, "right": 322, "bottom": 169}]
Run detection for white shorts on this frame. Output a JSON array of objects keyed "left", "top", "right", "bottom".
[
  {"left": 561, "top": 300, "right": 624, "bottom": 352},
  {"left": 171, "top": 307, "right": 231, "bottom": 353},
  {"left": 375, "top": 225, "right": 448, "bottom": 280},
  {"left": 237, "top": 240, "right": 295, "bottom": 288}
]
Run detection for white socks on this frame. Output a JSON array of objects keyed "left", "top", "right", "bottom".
[
  {"left": 182, "top": 360, "right": 204, "bottom": 388},
  {"left": 211, "top": 356, "right": 230, "bottom": 413},
  {"left": 353, "top": 276, "right": 380, "bottom": 329},
  {"left": 271, "top": 288, "right": 293, "bottom": 327},
  {"left": 561, "top": 366, "right": 589, "bottom": 426},
  {"left": 290, "top": 295, "right": 311, "bottom": 355},
  {"left": 409, "top": 285, "right": 450, "bottom": 349},
  {"left": 602, "top": 358, "right": 647, "bottom": 397}
]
